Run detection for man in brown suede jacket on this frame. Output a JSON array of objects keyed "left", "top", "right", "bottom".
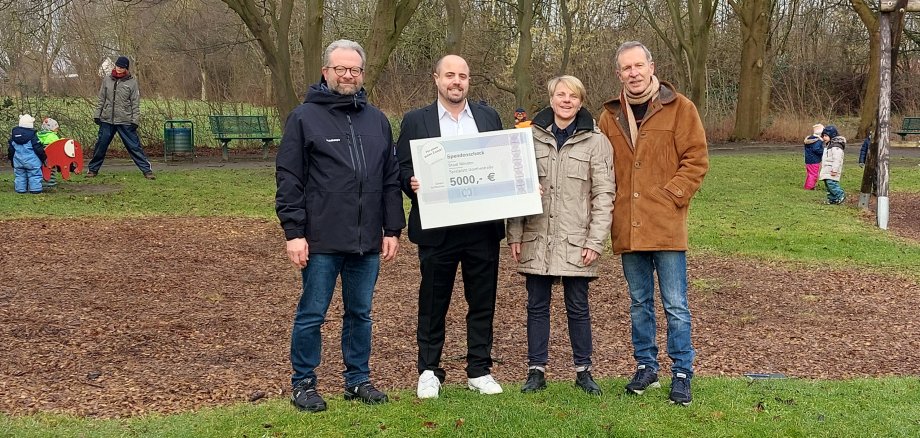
[{"left": 598, "top": 41, "right": 708, "bottom": 407}]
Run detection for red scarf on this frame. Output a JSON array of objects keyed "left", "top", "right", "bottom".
[{"left": 111, "top": 69, "right": 127, "bottom": 79}]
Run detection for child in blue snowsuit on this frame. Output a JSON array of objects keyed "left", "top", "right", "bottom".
[{"left": 7, "top": 114, "right": 47, "bottom": 194}]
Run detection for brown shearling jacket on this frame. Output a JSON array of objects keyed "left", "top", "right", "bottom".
[{"left": 598, "top": 81, "right": 708, "bottom": 254}]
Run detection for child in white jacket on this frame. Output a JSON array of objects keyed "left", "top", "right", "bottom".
[{"left": 819, "top": 125, "right": 846, "bottom": 204}]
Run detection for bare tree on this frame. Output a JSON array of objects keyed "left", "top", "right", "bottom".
[
  {"left": 637, "top": 0, "right": 718, "bottom": 109},
  {"left": 301, "top": 0, "right": 324, "bottom": 87},
  {"left": 219, "top": 0, "right": 299, "bottom": 120},
  {"left": 556, "top": 0, "right": 575, "bottom": 76},
  {"left": 851, "top": 0, "right": 881, "bottom": 142},
  {"left": 363, "top": 0, "right": 423, "bottom": 96},
  {"left": 728, "top": 0, "right": 772, "bottom": 140},
  {"left": 444, "top": 0, "right": 464, "bottom": 54},
  {"left": 512, "top": 0, "right": 537, "bottom": 111}
]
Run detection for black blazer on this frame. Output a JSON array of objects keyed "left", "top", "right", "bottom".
[{"left": 396, "top": 100, "right": 506, "bottom": 246}]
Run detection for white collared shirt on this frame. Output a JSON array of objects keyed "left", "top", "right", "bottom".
[{"left": 437, "top": 99, "right": 479, "bottom": 137}]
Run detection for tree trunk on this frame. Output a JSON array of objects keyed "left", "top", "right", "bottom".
[
  {"left": 855, "top": 0, "right": 909, "bottom": 204},
  {"left": 444, "top": 0, "right": 464, "bottom": 54},
  {"left": 221, "top": 0, "right": 299, "bottom": 121},
  {"left": 301, "top": 0, "right": 324, "bottom": 88},
  {"left": 363, "top": 0, "right": 423, "bottom": 97},
  {"left": 513, "top": 0, "right": 536, "bottom": 111},
  {"left": 199, "top": 53, "right": 208, "bottom": 101},
  {"left": 851, "top": 0, "right": 880, "bottom": 141},
  {"left": 557, "top": 0, "right": 573, "bottom": 76},
  {"left": 729, "top": 0, "right": 771, "bottom": 140}
]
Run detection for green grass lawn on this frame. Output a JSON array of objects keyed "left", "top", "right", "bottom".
[
  {"left": 690, "top": 151, "right": 920, "bottom": 273},
  {"left": 2, "top": 377, "right": 918, "bottom": 437},
  {"left": 0, "top": 168, "right": 276, "bottom": 219},
  {"left": 2, "top": 151, "right": 919, "bottom": 436}
]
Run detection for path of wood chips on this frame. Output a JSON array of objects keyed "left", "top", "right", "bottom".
[{"left": 1, "top": 194, "right": 918, "bottom": 418}]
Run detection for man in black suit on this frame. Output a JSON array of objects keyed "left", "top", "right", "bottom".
[{"left": 396, "top": 54, "right": 505, "bottom": 399}]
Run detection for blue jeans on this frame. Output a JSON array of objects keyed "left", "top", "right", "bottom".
[
  {"left": 621, "top": 251, "right": 695, "bottom": 377},
  {"left": 525, "top": 275, "right": 592, "bottom": 367},
  {"left": 824, "top": 180, "right": 845, "bottom": 203},
  {"left": 290, "top": 253, "right": 380, "bottom": 388},
  {"left": 88, "top": 122, "right": 152, "bottom": 174}
]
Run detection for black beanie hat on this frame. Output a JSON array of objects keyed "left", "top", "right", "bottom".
[
  {"left": 821, "top": 125, "right": 839, "bottom": 138},
  {"left": 115, "top": 56, "right": 130, "bottom": 69}
]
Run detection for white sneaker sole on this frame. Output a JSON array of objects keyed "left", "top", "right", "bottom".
[
  {"left": 417, "top": 387, "right": 439, "bottom": 399},
  {"left": 467, "top": 383, "right": 503, "bottom": 395},
  {"left": 627, "top": 381, "right": 661, "bottom": 395}
]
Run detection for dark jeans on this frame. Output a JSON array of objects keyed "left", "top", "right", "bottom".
[
  {"left": 88, "top": 122, "right": 152, "bottom": 174},
  {"left": 290, "top": 253, "right": 380, "bottom": 388},
  {"left": 525, "top": 275, "right": 593, "bottom": 368},
  {"left": 417, "top": 225, "right": 499, "bottom": 380}
]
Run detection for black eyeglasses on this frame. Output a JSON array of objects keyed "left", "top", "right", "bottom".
[{"left": 326, "top": 66, "right": 364, "bottom": 77}]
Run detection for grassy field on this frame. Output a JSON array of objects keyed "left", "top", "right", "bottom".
[
  {"left": 1, "top": 150, "right": 919, "bottom": 436},
  {"left": 2, "top": 377, "right": 918, "bottom": 437},
  {"left": 691, "top": 151, "right": 920, "bottom": 273}
]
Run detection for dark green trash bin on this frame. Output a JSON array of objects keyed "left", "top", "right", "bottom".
[{"left": 163, "top": 119, "right": 195, "bottom": 161}]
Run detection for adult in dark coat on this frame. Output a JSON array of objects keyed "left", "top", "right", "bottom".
[
  {"left": 396, "top": 54, "right": 505, "bottom": 399},
  {"left": 276, "top": 39, "right": 405, "bottom": 413}
]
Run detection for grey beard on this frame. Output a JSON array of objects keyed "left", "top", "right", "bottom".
[{"left": 333, "top": 84, "right": 360, "bottom": 96}]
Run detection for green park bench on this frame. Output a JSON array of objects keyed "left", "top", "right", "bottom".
[
  {"left": 895, "top": 117, "right": 920, "bottom": 141},
  {"left": 208, "top": 115, "right": 279, "bottom": 161}
]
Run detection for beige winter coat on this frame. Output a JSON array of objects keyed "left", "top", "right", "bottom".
[
  {"left": 819, "top": 136, "right": 846, "bottom": 181},
  {"left": 506, "top": 107, "right": 615, "bottom": 277}
]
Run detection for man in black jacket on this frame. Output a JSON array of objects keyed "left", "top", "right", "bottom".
[
  {"left": 396, "top": 54, "right": 505, "bottom": 399},
  {"left": 275, "top": 39, "right": 405, "bottom": 413}
]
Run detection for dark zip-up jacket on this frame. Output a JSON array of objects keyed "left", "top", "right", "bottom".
[{"left": 275, "top": 79, "right": 405, "bottom": 254}]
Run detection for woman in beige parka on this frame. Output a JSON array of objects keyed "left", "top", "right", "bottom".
[{"left": 506, "top": 75, "right": 615, "bottom": 395}]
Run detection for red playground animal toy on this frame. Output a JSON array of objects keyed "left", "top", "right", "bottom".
[{"left": 41, "top": 138, "right": 84, "bottom": 181}]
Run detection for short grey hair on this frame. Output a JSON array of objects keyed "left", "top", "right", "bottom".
[
  {"left": 615, "top": 41, "right": 653, "bottom": 71},
  {"left": 323, "top": 39, "right": 366, "bottom": 67}
]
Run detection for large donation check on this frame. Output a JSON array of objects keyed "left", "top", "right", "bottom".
[{"left": 410, "top": 129, "right": 542, "bottom": 229}]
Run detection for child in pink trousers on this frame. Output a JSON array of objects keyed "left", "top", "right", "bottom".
[{"left": 803, "top": 123, "right": 824, "bottom": 190}]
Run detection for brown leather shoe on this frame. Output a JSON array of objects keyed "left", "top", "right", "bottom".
[
  {"left": 85, "top": 171, "right": 97, "bottom": 178},
  {"left": 143, "top": 172, "right": 156, "bottom": 180}
]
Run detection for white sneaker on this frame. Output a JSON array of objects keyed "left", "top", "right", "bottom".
[
  {"left": 467, "top": 374, "right": 503, "bottom": 395},
  {"left": 417, "top": 370, "right": 441, "bottom": 399}
]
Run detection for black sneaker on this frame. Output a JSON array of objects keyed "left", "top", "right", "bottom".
[
  {"left": 291, "top": 380, "right": 326, "bottom": 412},
  {"left": 344, "top": 381, "right": 388, "bottom": 404},
  {"left": 521, "top": 368, "right": 546, "bottom": 393},
  {"left": 669, "top": 373, "right": 692, "bottom": 406},
  {"left": 575, "top": 370, "right": 602, "bottom": 395},
  {"left": 625, "top": 364, "right": 661, "bottom": 395}
]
